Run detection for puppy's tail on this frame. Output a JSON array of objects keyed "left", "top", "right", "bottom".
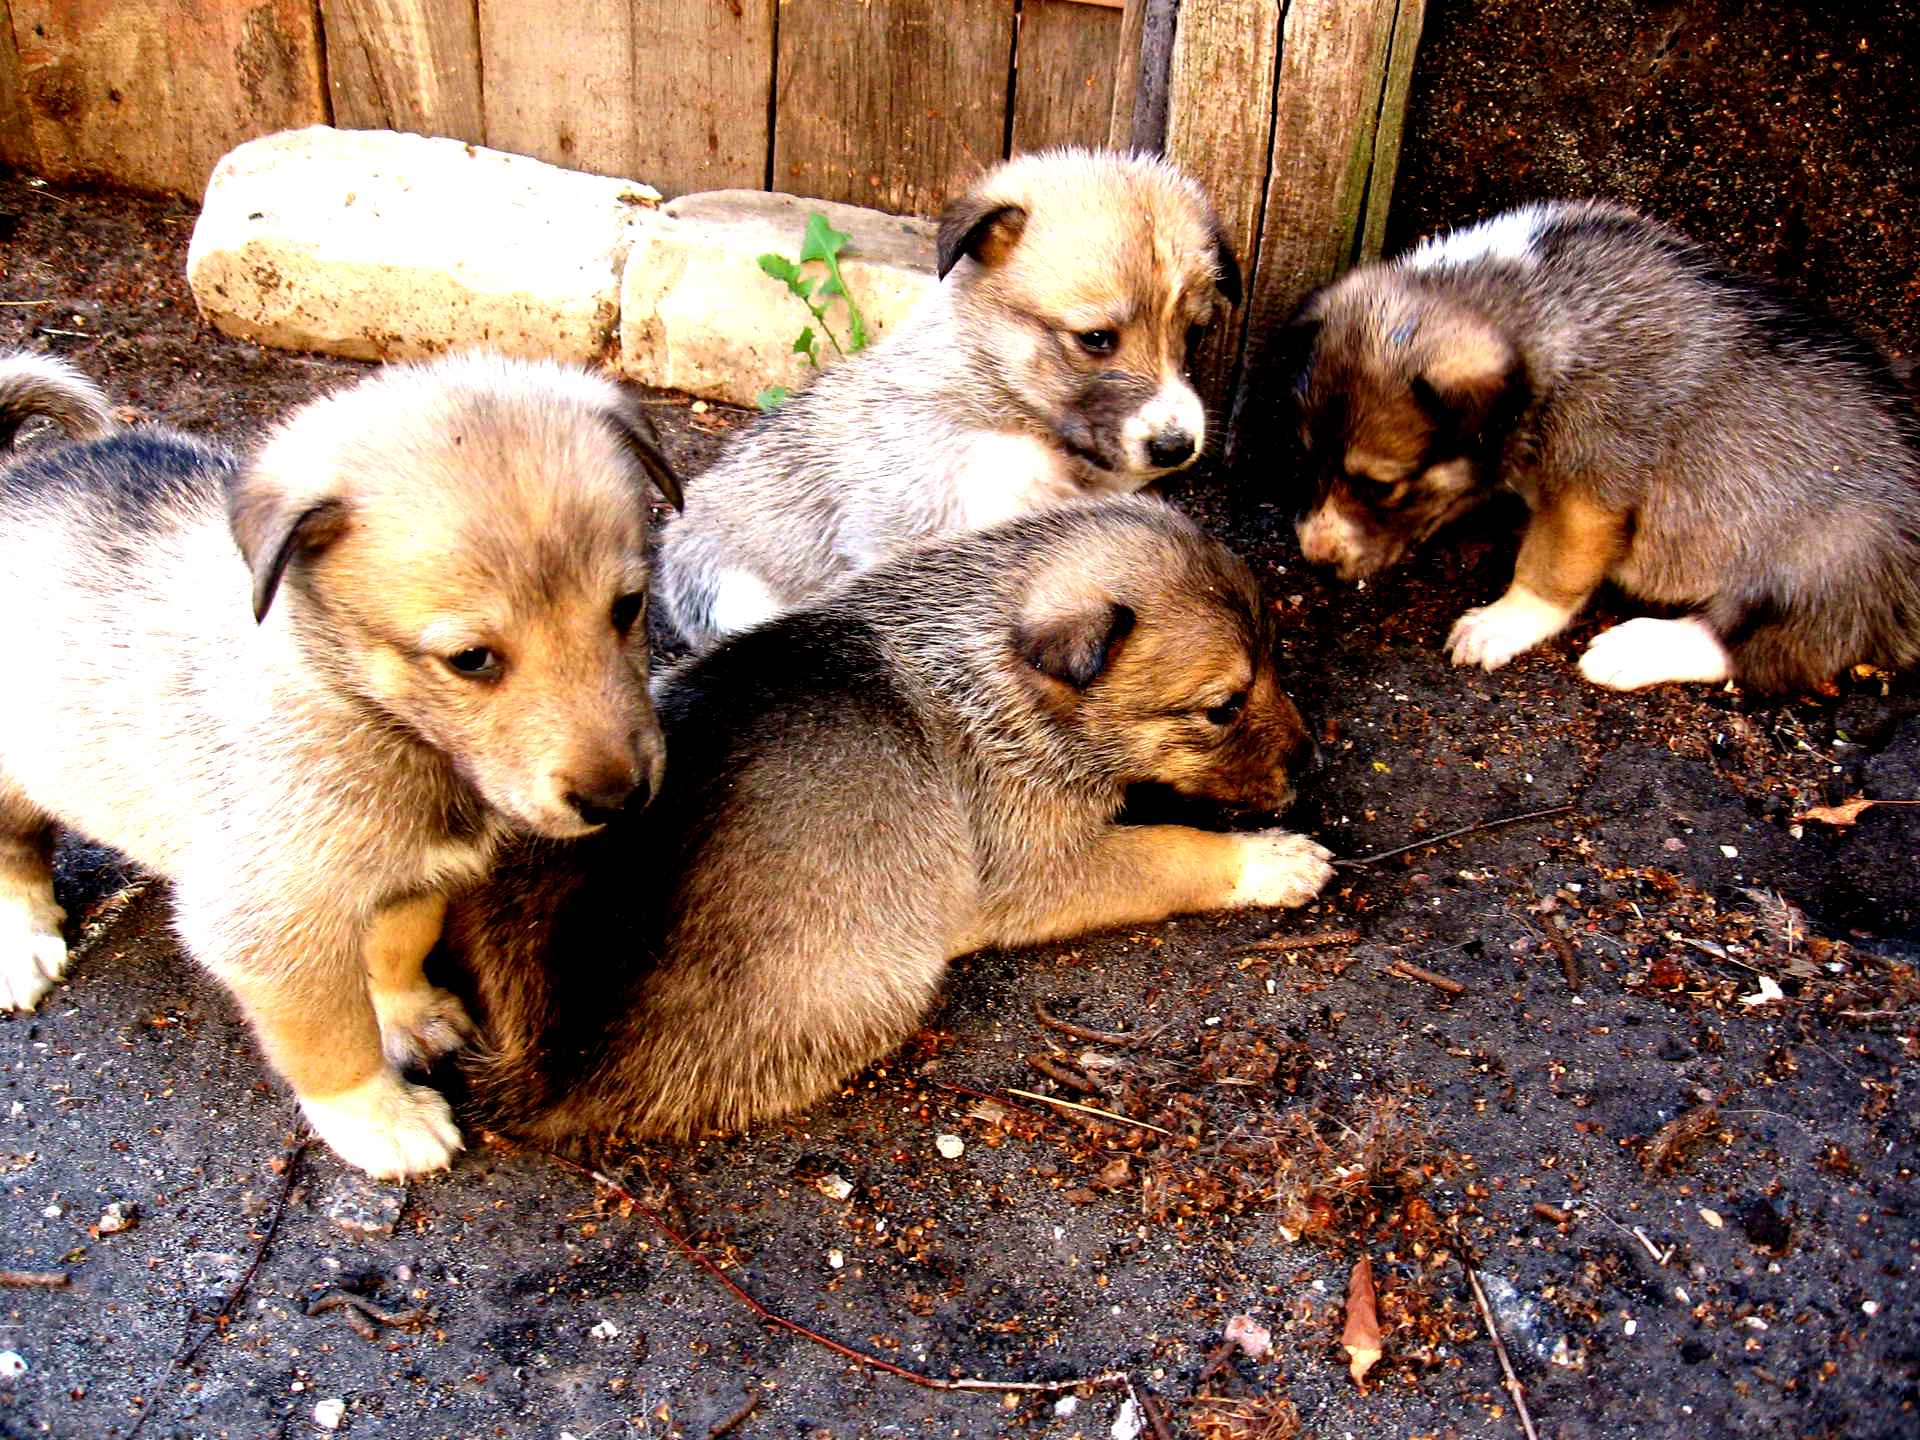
[{"left": 0, "top": 352, "right": 115, "bottom": 452}]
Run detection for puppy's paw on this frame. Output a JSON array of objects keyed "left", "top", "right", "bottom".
[
  {"left": 1228, "top": 831, "right": 1336, "bottom": 910},
  {"left": 1447, "top": 590, "right": 1575, "bottom": 671},
  {"left": 301, "top": 1070, "right": 463, "bottom": 1179},
  {"left": 1579, "top": 618, "right": 1731, "bottom": 691},
  {"left": 0, "top": 881, "right": 68, "bottom": 1012},
  {"left": 372, "top": 983, "right": 478, "bottom": 1069}
]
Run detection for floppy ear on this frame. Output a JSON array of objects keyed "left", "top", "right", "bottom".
[
  {"left": 936, "top": 195, "right": 1029, "bottom": 279},
  {"left": 1209, "top": 221, "right": 1243, "bottom": 308},
  {"left": 1410, "top": 340, "right": 1529, "bottom": 446},
  {"left": 1275, "top": 302, "right": 1326, "bottom": 404},
  {"left": 228, "top": 484, "right": 352, "bottom": 623},
  {"left": 1017, "top": 602, "right": 1137, "bottom": 693},
  {"left": 602, "top": 398, "right": 684, "bottom": 511}
]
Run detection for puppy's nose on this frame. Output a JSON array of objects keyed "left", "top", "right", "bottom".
[
  {"left": 566, "top": 774, "right": 644, "bottom": 826},
  {"left": 1147, "top": 428, "right": 1196, "bottom": 469}
]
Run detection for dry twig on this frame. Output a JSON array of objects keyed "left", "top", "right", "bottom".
[
  {"left": 1335, "top": 804, "right": 1575, "bottom": 869},
  {"left": 1033, "top": 998, "right": 1167, "bottom": 1048},
  {"left": 1004, "top": 1088, "right": 1174, "bottom": 1136},
  {"left": 1233, "top": 927, "right": 1361, "bottom": 955},
  {"left": 1025, "top": 1053, "right": 1100, "bottom": 1094},
  {"left": 0, "top": 1269, "right": 69, "bottom": 1288},
  {"left": 307, "top": 1289, "right": 429, "bottom": 1341},
  {"left": 1383, "top": 960, "right": 1467, "bottom": 995},
  {"left": 1536, "top": 910, "right": 1583, "bottom": 993},
  {"left": 1457, "top": 1237, "right": 1541, "bottom": 1440},
  {"left": 708, "top": 1391, "right": 761, "bottom": 1438}
]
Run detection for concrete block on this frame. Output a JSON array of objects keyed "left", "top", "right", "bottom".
[
  {"left": 618, "top": 190, "right": 937, "bottom": 407},
  {"left": 187, "top": 126, "right": 661, "bottom": 365}
]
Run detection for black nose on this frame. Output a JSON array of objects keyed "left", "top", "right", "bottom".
[
  {"left": 567, "top": 775, "right": 645, "bottom": 826},
  {"left": 1147, "top": 428, "right": 1195, "bottom": 468}
]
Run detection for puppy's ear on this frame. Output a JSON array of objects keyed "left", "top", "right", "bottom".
[
  {"left": 1017, "top": 602, "right": 1137, "bottom": 693},
  {"left": 602, "top": 397, "right": 684, "bottom": 511},
  {"left": 1209, "top": 221, "right": 1243, "bottom": 308},
  {"left": 1275, "top": 301, "right": 1326, "bottom": 404},
  {"left": 228, "top": 483, "right": 352, "bottom": 623},
  {"left": 936, "top": 194, "right": 1028, "bottom": 279},
  {"left": 1410, "top": 333, "right": 1528, "bottom": 445}
]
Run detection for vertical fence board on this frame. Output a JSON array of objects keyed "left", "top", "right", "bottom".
[
  {"left": 480, "top": 0, "right": 636, "bottom": 176},
  {"left": 6, "top": 0, "right": 327, "bottom": 197},
  {"left": 773, "top": 0, "right": 1012, "bottom": 216},
  {"left": 0, "top": 0, "right": 39, "bottom": 169},
  {"left": 1011, "top": 0, "right": 1120, "bottom": 153},
  {"left": 1359, "top": 0, "right": 1424, "bottom": 263},
  {"left": 1162, "top": 0, "right": 1281, "bottom": 402},
  {"left": 321, "top": 0, "right": 484, "bottom": 143}
]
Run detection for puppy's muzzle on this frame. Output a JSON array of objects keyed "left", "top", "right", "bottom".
[{"left": 1147, "top": 428, "right": 1196, "bottom": 469}]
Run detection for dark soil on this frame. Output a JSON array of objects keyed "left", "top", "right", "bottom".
[{"left": 1, "top": 12, "right": 1917, "bottom": 1432}]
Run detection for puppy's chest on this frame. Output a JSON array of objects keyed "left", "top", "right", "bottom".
[{"left": 945, "top": 430, "right": 1087, "bottom": 533}]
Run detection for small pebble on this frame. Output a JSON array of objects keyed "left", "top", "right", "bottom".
[
  {"left": 816, "top": 1174, "right": 853, "bottom": 1201},
  {"left": 98, "top": 1201, "right": 138, "bottom": 1235},
  {"left": 934, "top": 1134, "right": 964, "bottom": 1160},
  {"left": 589, "top": 1319, "right": 620, "bottom": 1341},
  {"left": 827, "top": 1249, "right": 844, "bottom": 1270},
  {"left": 1700, "top": 1208, "right": 1724, "bottom": 1229},
  {"left": 1054, "top": 1397, "right": 1079, "bottom": 1418},
  {"left": 312, "top": 1398, "right": 345, "bottom": 1431},
  {"left": 1862, "top": 1300, "right": 1880, "bottom": 1317},
  {"left": 40, "top": 1205, "right": 61, "bottom": 1220},
  {"left": 1720, "top": 845, "right": 1739, "bottom": 859},
  {"left": 0, "top": 1352, "right": 26, "bottom": 1382}
]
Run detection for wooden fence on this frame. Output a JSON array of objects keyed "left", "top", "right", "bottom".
[{"left": 0, "top": 0, "right": 1422, "bottom": 443}]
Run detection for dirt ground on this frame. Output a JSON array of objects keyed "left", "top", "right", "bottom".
[{"left": 1, "top": 8, "right": 1916, "bottom": 1437}]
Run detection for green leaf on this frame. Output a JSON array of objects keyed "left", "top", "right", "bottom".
[
  {"left": 756, "top": 253, "right": 798, "bottom": 283},
  {"left": 754, "top": 386, "right": 789, "bottom": 412},
  {"left": 799, "top": 212, "right": 850, "bottom": 265},
  {"left": 847, "top": 307, "right": 869, "bottom": 353},
  {"left": 793, "top": 326, "right": 817, "bottom": 358}
]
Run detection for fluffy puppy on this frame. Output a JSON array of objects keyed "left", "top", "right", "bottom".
[
  {"left": 449, "top": 497, "right": 1332, "bottom": 1142},
  {"left": 0, "top": 351, "right": 681, "bottom": 1177},
  {"left": 1288, "top": 199, "right": 1920, "bottom": 692},
  {"left": 655, "top": 147, "right": 1242, "bottom": 651}
]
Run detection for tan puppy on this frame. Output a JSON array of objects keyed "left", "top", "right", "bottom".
[
  {"left": 656, "top": 147, "right": 1242, "bottom": 650},
  {"left": 0, "top": 352, "right": 681, "bottom": 1176},
  {"left": 1288, "top": 200, "right": 1920, "bottom": 692},
  {"left": 451, "top": 497, "right": 1332, "bottom": 1142}
]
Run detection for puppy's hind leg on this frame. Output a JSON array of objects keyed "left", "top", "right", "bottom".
[
  {"left": 364, "top": 892, "right": 475, "bottom": 1069},
  {"left": 0, "top": 788, "right": 68, "bottom": 1012},
  {"left": 1578, "top": 616, "right": 1731, "bottom": 690}
]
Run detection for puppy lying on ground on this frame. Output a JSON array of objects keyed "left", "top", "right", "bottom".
[
  {"left": 0, "top": 351, "right": 681, "bottom": 1176},
  {"left": 1289, "top": 199, "right": 1920, "bottom": 692},
  {"left": 655, "top": 147, "right": 1242, "bottom": 651},
  {"left": 449, "top": 498, "right": 1332, "bottom": 1142}
]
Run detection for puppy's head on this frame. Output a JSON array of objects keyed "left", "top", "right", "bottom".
[
  {"left": 936, "top": 149, "right": 1240, "bottom": 488},
  {"left": 1288, "top": 271, "right": 1527, "bottom": 579},
  {"left": 1011, "top": 501, "right": 1312, "bottom": 815},
  {"left": 229, "top": 354, "right": 684, "bottom": 840}
]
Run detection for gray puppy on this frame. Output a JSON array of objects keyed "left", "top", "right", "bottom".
[
  {"left": 1289, "top": 199, "right": 1920, "bottom": 692},
  {"left": 451, "top": 497, "right": 1332, "bottom": 1142},
  {"left": 655, "top": 147, "right": 1241, "bottom": 651},
  {"left": 0, "top": 352, "right": 680, "bottom": 1176}
]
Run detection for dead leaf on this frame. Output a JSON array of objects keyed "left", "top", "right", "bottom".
[
  {"left": 1342, "top": 1256, "right": 1382, "bottom": 1388},
  {"left": 1796, "top": 796, "right": 1876, "bottom": 828},
  {"left": 1224, "top": 1312, "right": 1272, "bottom": 1362}
]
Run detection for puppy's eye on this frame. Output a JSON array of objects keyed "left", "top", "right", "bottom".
[
  {"left": 611, "top": 590, "right": 647, "bottom": 635},
  {"left": 1076, "top": 329, "right": 1119, "bottom": 356},
  {"left": 1203, "top": 692, "right": 1247, "bottom": 727},
  {"left": 445, "top": 647, "right": 503, "bottom": 681}
]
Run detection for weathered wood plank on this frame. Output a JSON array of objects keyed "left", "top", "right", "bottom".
[
  {"left": 321, "top": 0, "right": 484, "bottom": 144},
  {"left": 1012, "top": 0, "right": 1121, "bottom": 153},
  {"left": 1107, "top": 0, "right": 1177, "bottom": 152},
  {"left": 6, "top": 0, "right": 328, "bottom": 197},
  {"left": 1163, "top": 0, "right": 1282, "bottom": 401},
  {"left": 1359, "top": 0, "right": 1425, "bottom": 263},
  {"left": 0, "top": 0, "right": 40, "bottom": 170},
  {"left": 479, "top": 0, "right": 637, "bottom": 177},
  {"left": 773, "top": 0, "right": 1013, "bottom": 217}
]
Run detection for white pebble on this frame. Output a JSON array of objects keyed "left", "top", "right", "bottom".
[
  {"left": 589, "top": 1319, "right": 620, "bottom": 1341},
  {"left": 1110, "top": 1394, "right": 1143, "bottom": 1440},
  {"left": 935, "top": 1134, "right": 964, "bottom": 1160},
  {"left": 1720, "top": 845, "right": 1739, "bottom": 859},
  {"left": 1700, "top": 1208, "right": 1724, "bottom": 1229},
  {"left": 1863, "top": 1300, "right": 1880, "bottom": 1317},
  {"left": 828, "top": 1249, "right": 844, "bottom": 1270},
  {"left": 0, "top": 1352, "right": 26, "bottom": 1381},
  {"left": 40, "top": 1205, "right": 61, "bottom": 1220},
  {"left": 1054, "top": 1396, "right": 1079, "bottom": 1418},
  {"left": 312, "top": 1398, "right": 345, "bottom": 1431}
]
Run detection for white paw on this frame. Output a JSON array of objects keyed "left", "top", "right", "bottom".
[
  {"left": 1447, "top": 589, "right": 1575, "bottom": 671},
  {"left": 372, "top": 983, "right": 478, "bottom": 1069},
  {"left": 1578, "top": 617, "right": 1731, "bottom": 691},
  {"left": 0, "top": 879, "right": 68, "bottom": 1012},
  {"left": 1228, "top": 831, "right": 1336, "bottom": 909},
  {"left": 301, "top": 1070, "right": 463, "bottom": 1179}
]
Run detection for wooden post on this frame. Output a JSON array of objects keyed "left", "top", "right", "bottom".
[{"left": 321, "top": 0, "right": 485, "bottom": 145}]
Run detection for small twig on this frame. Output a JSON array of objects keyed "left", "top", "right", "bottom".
[
  {"left": 1139, "top": 1388, "right": 1175, "bottom": 1440},
  {"left": 1025, "top": 1053, "right": 1100, "bottom": 1094},
  {"left": 1457, "top": 1232, "right": 1541, "bottom": 1440},
  {"left": 0, "top": 1269, "right": 70, "bottom": 1288},
  {"left": 1004, "top": 1088, "right": 1173, "bottom": 1136},
  {"left": 1195, "top": 1338, "right": 1238, "bottom": 1384},
  {"left": 708, "top": 1391, "right": 761, "bottom": 1438},
  {"left": 1536, "top": 911, "right": 1583, "bottom": 993},
  {"left": 1530, "top": 1202, "right": 1571, "bottom": 1226},
  {"left": 34, "top": 327, "right": 88, "bottom": 339},
  {"left": 1383, "top": 960, "right": 1467, "bottom": 995},
  {"left": 1335, "top": 804, "right": 1575, "bottom": 869},
  {"left": 1032, "top": 998, "right": 1166, "bottom": 1048},
  {"left": 175, "top": 1135, "right": 308, "bottom": 1369},
  {"left": 307, "top": 1289, "right": 429, "bottom": 1341},
  {"left": 0, "top": 298, "right": 58, "bottom": 307},
  {"left": 550, "top": 1154, "right": 1134, "bottom": 1398},
  {"left": 1233, "top": 926, "right": 1362, "bottom": 955},
  {"left": 1580, "top": 1202, "right": 1672, "bottom": 1265}
]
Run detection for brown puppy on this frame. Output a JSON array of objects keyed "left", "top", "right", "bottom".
[
  {"left": 655, "top": 148, "right": 1241, "bottom": 650},
  {"left": 1289, "top": 200, "right": 1920, "bottom": 692},
  {"left": 450, "top": 497, "right": 1332, "bottom": 1142},
  {"left": 0, "top": 352, "right": 681, "bottom": 1176}
]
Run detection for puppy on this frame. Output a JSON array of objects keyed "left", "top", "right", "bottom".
[
  {"left": 448, "top": 497, "right": 1332, "bottom": 1142},
  {"left": 655, "top": 147, "right": 1242, "bottom": 651},
  {"left": 0, "top": 351, "right": 682, "bottom": 1177},
  {"left": 1288, "top": 199, "right": 1920, "bottom": 692}
]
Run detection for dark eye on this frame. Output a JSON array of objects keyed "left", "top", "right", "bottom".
[
  {"left": 1204, "top": 692, "right": 1247, "bottom": 726},
  {"left": 1076, "top": 329, "right": 1119, "bottom": 356},
  {"left": 611, "top": 590, "right": 647, "bottom": 635},
  {"left": 445, "top": 647, "right": 502, "bottom": 681}
]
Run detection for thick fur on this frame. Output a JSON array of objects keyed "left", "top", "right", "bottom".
[
  {"left": 1288, "top": 200, "right": 1920, "bottom": 692},
  {"left": 450, "top": 498, "right": 1331, "bottom": 1143},
  {"left": 0, "top": 351, "right": 681, "bottom": 1177},
  {"left": 656, "top": 147, "right": 1242, "bottom": 651}
]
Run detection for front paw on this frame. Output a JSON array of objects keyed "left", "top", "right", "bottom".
[
  {"left": 0, "top": 880, "right": 68, "bottom": 1012},
  {"left": 1447, "top": 589, "right": 1574, "bottom": 671},
  {"left": 372, "top": 983, "right": 478, "bottom": 1069},
  {"left": 301, "top": 1070, "right": 463, "bottom": 1179},
  {"left": 1229, "top": 831, "right": 1335, "bottom": 909}
]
